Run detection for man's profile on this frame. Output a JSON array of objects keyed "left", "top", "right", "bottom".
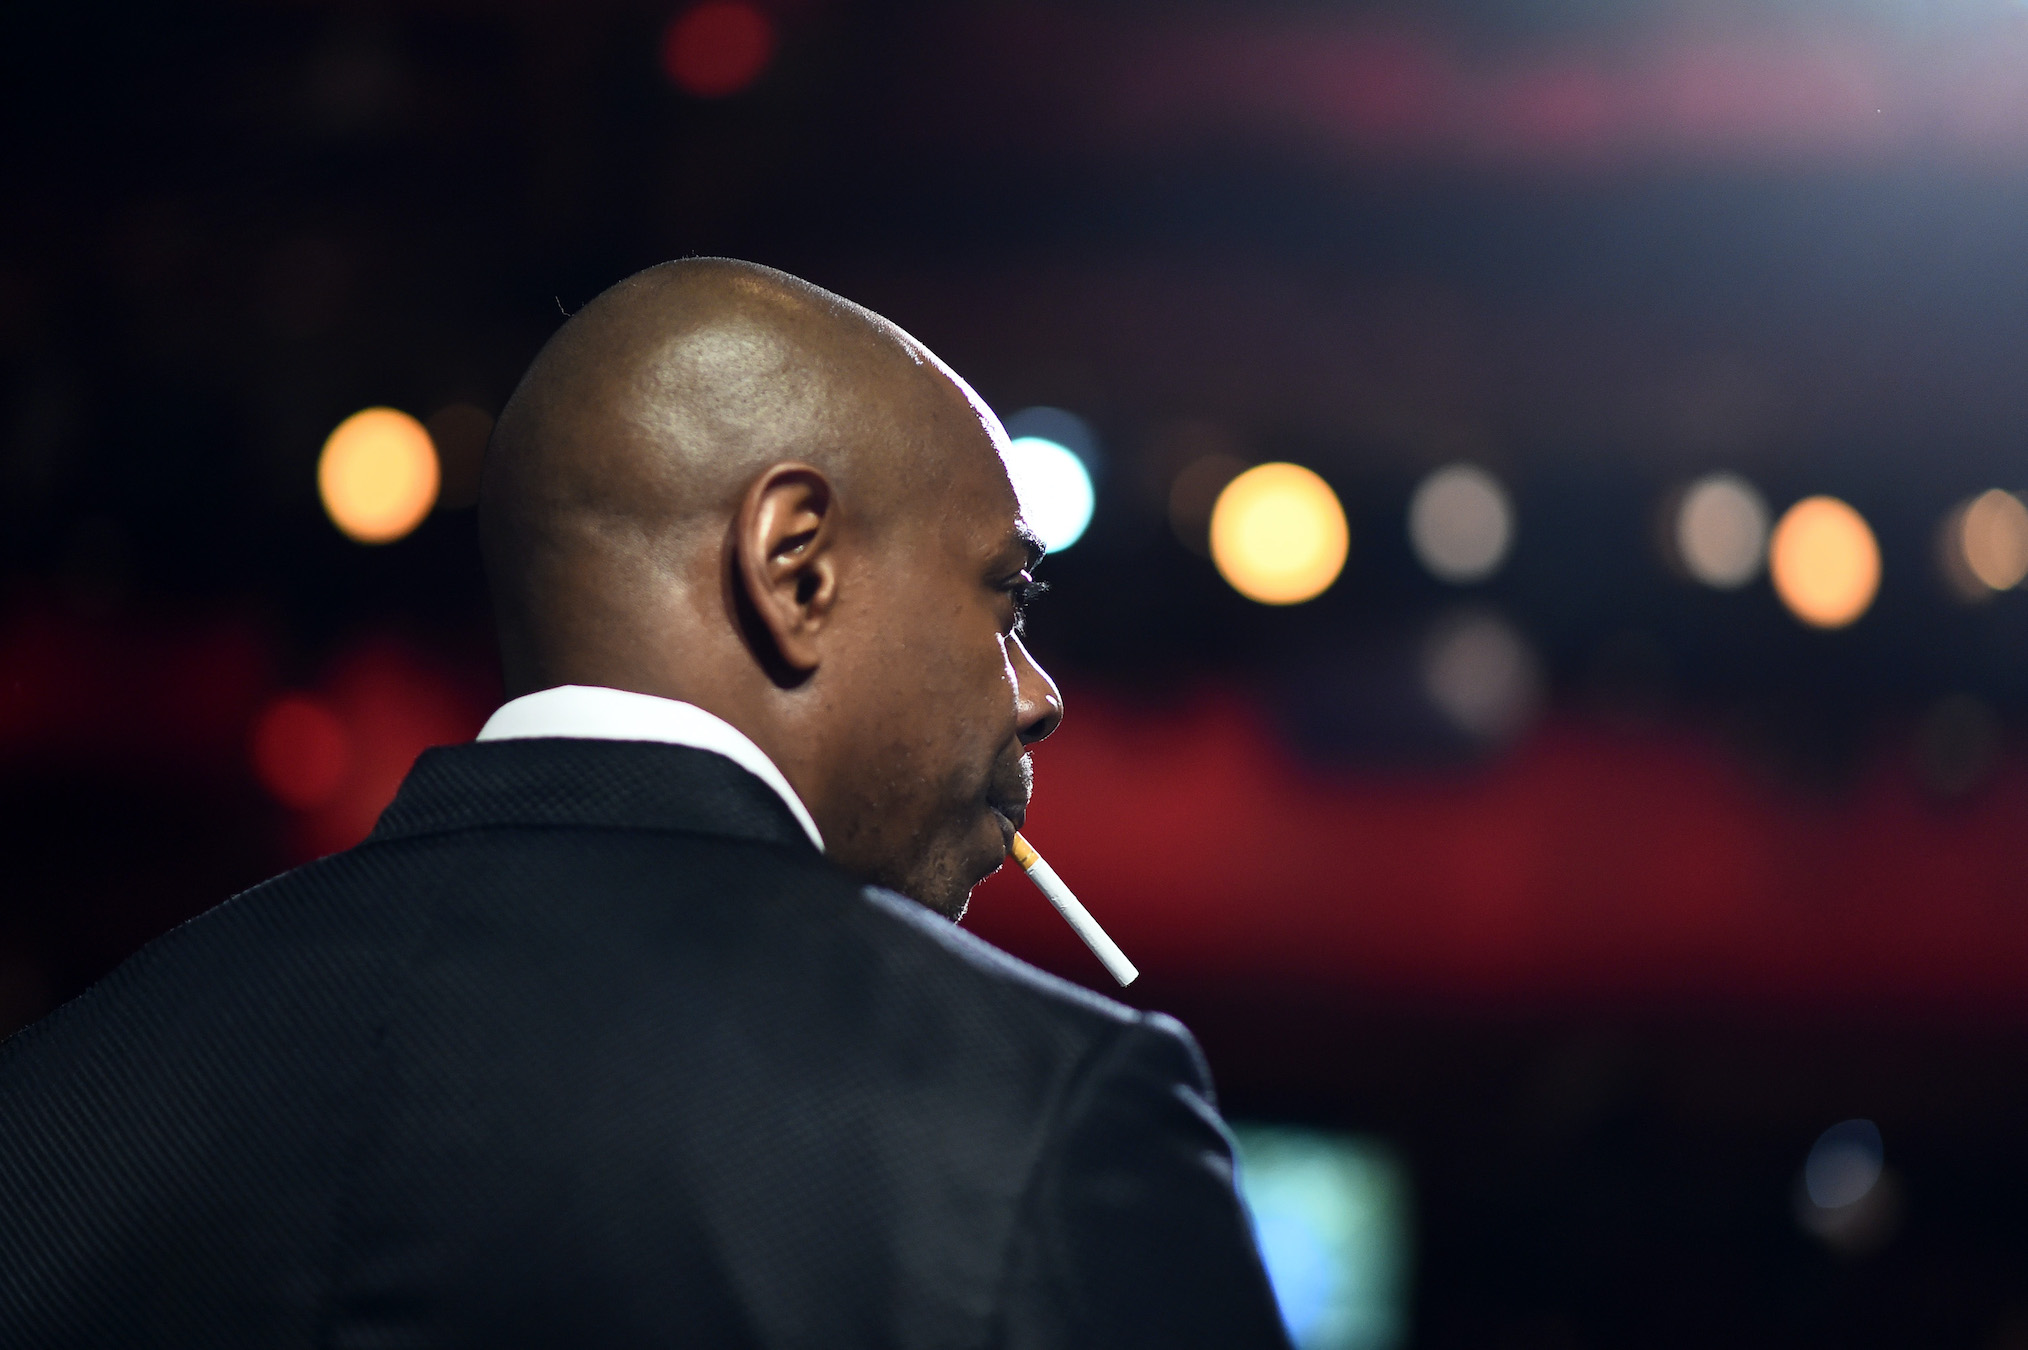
[{"left": 0, "top": 260, "right": 1289, "bottom": 1348}]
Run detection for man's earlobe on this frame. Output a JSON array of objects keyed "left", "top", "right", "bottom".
[{"left": 733, "top": 464, "right": 838, "bottom": 680}]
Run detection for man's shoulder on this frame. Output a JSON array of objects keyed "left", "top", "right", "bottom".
[
  {"left": 401, "top": 808, "right": 1144, "bottom": 1054},
  {"left": 844, "top": 881, "right": 1157, "bottom": 1051}
]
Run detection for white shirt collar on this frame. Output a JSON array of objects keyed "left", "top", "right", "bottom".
[{"left": 475, "top": 685, "right": 825, "bottom": 853}]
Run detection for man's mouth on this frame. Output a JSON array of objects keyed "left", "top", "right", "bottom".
[
  {"left": 987, "top": 798, "right": 1027, "bottom": 842},
  {"left": 985, "top": 753, "right": 1034, "bottom": 847}
]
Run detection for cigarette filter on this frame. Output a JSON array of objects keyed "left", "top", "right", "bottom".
[{"left": 1009, "top": 833, "right": 1139, "bottom": 987}]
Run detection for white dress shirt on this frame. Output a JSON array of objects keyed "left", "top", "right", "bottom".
[{"left": 475, "top": 684, "right": 824, "bottom": 853}]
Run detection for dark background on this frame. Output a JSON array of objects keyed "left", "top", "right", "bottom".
[{"left": 9, "top": 0, "right": 2028, "bottom": 1344}]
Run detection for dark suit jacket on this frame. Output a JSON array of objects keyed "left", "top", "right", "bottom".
[{"left": 0, "top": 738, "right": 1289, "bottom": 1348}]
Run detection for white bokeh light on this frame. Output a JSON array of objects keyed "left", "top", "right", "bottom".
[
  {"left": 1422, "top": 610, "right": 1543, "bottom": 742},
  {"left": 1675, "top": 473, "right": 1770, "bottom": 589},
  {"left": 1409, "top": 464, "right": 1513, "bottom": 583},
  {"left": 1955, "top": 489, "right": 2028, "bottom": 592},
  {"left": 1005, "top": 435, "right": 1096, "bottom": 552}
]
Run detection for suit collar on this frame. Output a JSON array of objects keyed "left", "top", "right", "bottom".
[
  {"left": 367, "top": 738, "right": 819, "bottom": 856},
  {"left": 476, "top": 685, "right": 824, "bottom": 851}
]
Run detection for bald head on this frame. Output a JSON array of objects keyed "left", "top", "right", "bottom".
[
  {"left": 484, "top": 259, "right": 976, "bottom": 695},
  {"left": 479, "top": 259, "right": 1063, "bottom": 917}
]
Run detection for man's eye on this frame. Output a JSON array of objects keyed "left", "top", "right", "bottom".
[{"left": 1004, "top": 574, "right": 1050, "bottom": 630}]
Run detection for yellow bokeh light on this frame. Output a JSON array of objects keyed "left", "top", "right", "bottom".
[
  {"left": 317, "top": 407, "right": 440, "bottom": 544},
  {"left": 1209, "top": 462, "right": 1349, "bottom": 605},
  {"left": 1768, "top": 495, "right": 1880, "bottom": 629}
]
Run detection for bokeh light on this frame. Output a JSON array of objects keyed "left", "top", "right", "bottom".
[
  {"left": 1232, "top": 1125, "right": 1413, "bottom": 1350},
  {"left": 1408, "top": 463, "right": 1513, "bottom": 584},
  {"left": 1794, "top": 1118, "right": 1900, "bottom": 1255},
  {"left": 1422, "top": 610, "right": 1543, "bottom": 742},
  {"left": 1768, "top": 496, "right": 1880, "bottom": 629},
  {"left": 1953, "top": 488, "right": 2028, "bottom": 592},
  {"left": 661, "top": 1, "right": 775, "bottom": 98},
  {"left": 1674, "top": 472, "right": 1770, "bottom": 589},
  {"left": 317, "top": 407, "right": 440, "bottom": 544},
  {"left": 1804, "top": 1119, "right": 1883, "bottom": 1210},
  {"left": 1210, "top": 463, "right": 1350, "bottom": 605},
  {"left": 1004, "top": 406, "right": 1100, "bottom": 463},
  {"left": 1005, "top": 435, "right": 1096, "bottom": 552},
  {"left": 250, "top": 694, "right": 350, "bottom": 809}
]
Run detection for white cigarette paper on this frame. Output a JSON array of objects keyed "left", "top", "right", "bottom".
[{"left": 1009, "top": 833, "right": 1139, "bottom": 986}]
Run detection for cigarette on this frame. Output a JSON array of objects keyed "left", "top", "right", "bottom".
[{"left": 1009, "top": 832, "right": 1138, "bottom": 987}]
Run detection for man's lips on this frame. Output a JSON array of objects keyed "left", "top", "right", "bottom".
[
  {"left": 987, "top": 752, "right": 1034, "bottom": 846},
  {"left": 987, "top": 799, "right": 1028, "bottom": 839}
]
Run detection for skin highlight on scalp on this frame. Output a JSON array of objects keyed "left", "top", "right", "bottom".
[{"left": 480, "top": 258, "right": 1063, "bottom": 918}]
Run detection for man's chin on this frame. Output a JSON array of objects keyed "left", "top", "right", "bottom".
[
  {"left": 924, "top": 851, "right": 999, "bottom": 923},
  {"left": 907, "top": 841, "right": 1005, "bottom": 923},
  {"left": 858, "top": 816, "right": 1007, "bottom": 922},
  {"left": 891, "top": 876, "right": 971, "bottom": 924},
  {"left": 866, "top": 852, "right": 976, "bottom": 923}
]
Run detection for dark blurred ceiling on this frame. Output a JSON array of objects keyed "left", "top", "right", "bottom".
[{"left": 8, "top": 0, "right": 2028, "bottom": 770}]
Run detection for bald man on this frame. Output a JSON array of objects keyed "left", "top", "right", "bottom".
[{"left": 0, "top": 261, "right": 1290, "bottom": 1349}]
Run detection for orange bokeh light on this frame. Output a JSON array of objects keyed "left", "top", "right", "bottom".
[
  {"left": 317, "top": 407, "right": 439, "bottom": 544},
  {"left": 250, "top": 694, "right": 351, "bottom": 809},
  {"left": 1769, "top": 495, "right": 1880, "bottom": 629},
  {"left": 662, "top": 1, "right": 775, "bottom": 98}
]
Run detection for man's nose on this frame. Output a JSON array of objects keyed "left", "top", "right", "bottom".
[{"left": 1011, "top": 634, "right": 1064, "bottom": 745}]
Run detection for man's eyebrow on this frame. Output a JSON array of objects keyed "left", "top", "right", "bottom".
[{"left": 1011, "top": 524, "right": 1046, "bottom": 571}]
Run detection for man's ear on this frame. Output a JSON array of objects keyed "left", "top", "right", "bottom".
[{"left": 732, "top": 463, "right": 839, "bottom": 679}]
